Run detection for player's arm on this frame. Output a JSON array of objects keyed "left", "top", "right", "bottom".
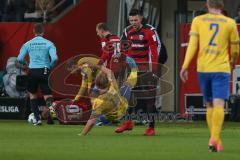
[
  {"left": 49, "top": 44, "right": 58, "bottom": 68},
  {"left": 99, "top": 65, "right": 119, "bottom": 90},
  {"left": 99, "top": 51, "right": 109, "bottom": 66},
  {"left": 74, "top": 66, "right": 93, "bottom": 101},
  {"left": 81, "top": 116, "right": 97, "bottom": 136},
  {"left": 148, "top": 30, "right": 159, "bottom": 68},
  {"left": 229, "top": 21, "right": 240, "bottom": 69},
  {"left": 182, "top": 18, "right": 199, "bottom": 70},
  {"left": 74, "top": 75, "right": 88, "bottom": 101},
  {"left": 17, "top": 44, "right": 28, "bottom": 64},
  {"left": 81, "top": 100, "right": 103, "bottom": 136},
  {"left": 181, "top": 18, "right": 199, "bottom": 82},
  {"left": 99, "top": 40, "right": 109, "bottom": 65}
]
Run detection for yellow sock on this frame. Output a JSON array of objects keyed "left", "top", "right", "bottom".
[
  {"left": 206, "top": 107, "right": 213, "bottom": 134},
  {"left": 211, "top": 106, "right": 225, "bottom": 142}
]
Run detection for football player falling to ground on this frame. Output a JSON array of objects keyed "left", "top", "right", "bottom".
[{"left": 79, "top": 64, "right": 137, "bottom": 136}]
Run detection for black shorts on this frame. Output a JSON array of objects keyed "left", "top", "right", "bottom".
[{"left": 27, "top": 68, "right": 52, "bottom": 95}]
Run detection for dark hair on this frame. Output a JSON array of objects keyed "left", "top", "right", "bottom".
[
  {"left": 95, "top": 72, "right": 109, "bottom": 90},
  {"left": 129, "top": 9, "right": 142, "bottom": 16},
  {"left": 96, "top": 22, "right": 109, "bottom": 31},
  {"left": 34, "top": 23, "right": 44, "bottom": 35}
]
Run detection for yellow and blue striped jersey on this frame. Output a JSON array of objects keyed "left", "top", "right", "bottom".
[{"left": 182, "top": 13, "right": 240, "bottom": 73}]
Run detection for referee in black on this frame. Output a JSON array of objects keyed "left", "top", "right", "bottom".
[{"left": 17, "top": 23, "right": 58, "bottom": 125}]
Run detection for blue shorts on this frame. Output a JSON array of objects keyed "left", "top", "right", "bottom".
[
  {"left": 97, "top": 115, "right": 110, "bottom": 124},
  {"left": 198, "top": 72, "right": 230, "bottom": 102}
]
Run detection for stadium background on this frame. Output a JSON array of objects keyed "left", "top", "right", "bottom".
[
  {"left": 0, "top": 1, "right": 240, "bottom": 160},
  {"left": 0, "top": 0, "right": 240, "bottom": 115}
]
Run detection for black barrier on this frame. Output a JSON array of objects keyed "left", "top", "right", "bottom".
[
  {"left": 0, "top": 97, "right": 63, "bottom": 120},
  {"left": 0, "top": 97, "right": 29, "bottom": 119}
]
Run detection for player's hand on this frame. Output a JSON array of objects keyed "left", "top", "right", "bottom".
[
  {"left": 77, "top": 133, "right": 84, "bottom": 136},
  {"left": 180, "top": 68, "right": 188, "bottom": 83}
]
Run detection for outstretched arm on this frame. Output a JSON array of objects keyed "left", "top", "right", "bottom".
[{"left": 81, "top": 117, "right": 97, "bottom": 136}]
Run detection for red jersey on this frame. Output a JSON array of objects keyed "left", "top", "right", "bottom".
[
  {"left": 99, "top": 34, "right": 120, "bottom": 68},
  {"left": 121, "top": 24, "right": 160, "bottom": 71}
]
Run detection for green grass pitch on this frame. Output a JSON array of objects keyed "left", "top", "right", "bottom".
[{"left": 0, "top": 120, "right": 240, "bottom": 160}]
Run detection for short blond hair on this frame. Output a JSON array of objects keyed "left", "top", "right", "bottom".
[
  {"left": 96, "top": 23, "right": 109, "bottom": 31},
  {"left": 95, "top": 72, "right": 109, "bottom": 90},
  {"left": 207, "top": 0, "right": 224, "bottom": 9}
]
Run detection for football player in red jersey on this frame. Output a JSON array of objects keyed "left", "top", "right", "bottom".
[{"left": 115, "top": 9, "right": 161, "bottom": 136}]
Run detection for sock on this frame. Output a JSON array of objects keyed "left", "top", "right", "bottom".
[
  {"left": 149, "top": 120, "right": 155, "bottom": 128},
  {"left": 211, "top": 106, "right": 225, "bottom": 143},
  {"left": 30, "top": 99, "right": 40, "bottom": 121},
  {"left": 206, "top": 107, "right": 213, "bottom": 134},
  {"left": 125, "top": 107, "right": 134, "bottom": 121},
  {"left": 147, "top": 101, "right": 156, "bottom": 128}
]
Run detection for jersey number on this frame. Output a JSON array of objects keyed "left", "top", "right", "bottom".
[{"left": 209, "top": 23, "right": 219, "bottom": 46}]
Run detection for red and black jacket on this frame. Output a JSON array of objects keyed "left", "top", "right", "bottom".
[{"left": 121, "top": 24, "right": 160, "bottom": 72}]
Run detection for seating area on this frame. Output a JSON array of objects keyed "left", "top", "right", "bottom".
[{"left": 0, "top": 0, "right": 78, "bottom": 22}]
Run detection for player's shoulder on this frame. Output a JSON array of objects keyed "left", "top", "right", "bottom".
[
  {"left": 144, "top": 24, "right": 156, "bottom": 31},
  {"left": 194, "top": 13, "right": 236, "bottom": 24},
  {"left": 24, "top": 39, "right": 32, "bottom": 47},
  {"left": 224, "top": 16, "right": 237, "bottom": 25},
  {"left": 30, "top": 36, "right": 54, "bottom": 46},
  {"left": 108, "top": 34, "right": 120, "bottom": 41},
  {"left": 191, "top": 14, "right": 204, "bottom": 23},
  {"left": 124, "top": 25, "right": 134, "bottom": 33}
]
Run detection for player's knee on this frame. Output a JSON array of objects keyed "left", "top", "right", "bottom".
[{"left": 213, "top": 98, "right": 225, "bottom": 107}]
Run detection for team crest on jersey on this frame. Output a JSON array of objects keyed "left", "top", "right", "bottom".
[{"left": 139, "top": 35, "right": 144, "bottom": 40}]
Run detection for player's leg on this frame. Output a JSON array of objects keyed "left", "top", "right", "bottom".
[
  {"left": 209, "top": 98, "right": 225, "bottom": 152},
  {"left": 28, "top": 69, "right": 41, "bottom": 125},
  {"left": 144, "top": 98, "right": 156, "bottom": 136},
  {"left": 198, "top": 72, "right": 216, "bottom": 151},
  {"left": 144, "top": 72, "right": 158, "bottom": 136},
  {"left": 206, "top": 102, "right": 213, "bottom": 137},
  {"left": 40, "top": 67, "right": 55, "bottom": 124},
  {"left": 29, "top": 92, "right": 41, "bottom": 125},
  {"left": 115, "top": 84, "right": 134, "bottom": 133},
  {"left": 210, "top": 73, "right": 230, "bottom": 152}
]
